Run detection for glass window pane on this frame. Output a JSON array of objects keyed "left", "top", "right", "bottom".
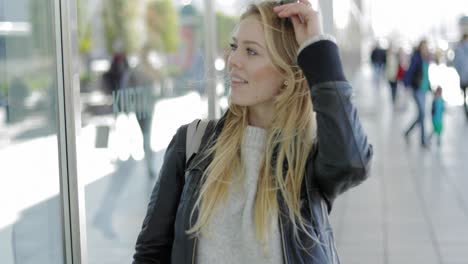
[
  {"left": 0, "top": 0, "right": 65, "bottom": 263},
  {"left": 214, "top": 1, "right": 241, "bottom": 112},
  {"left": 76, "top": 0, "right": 208, "bottom": 262}
]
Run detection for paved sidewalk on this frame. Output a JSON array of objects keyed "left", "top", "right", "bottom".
[{"left": 330, "top": 66, "right": 468, "bottom": 264}]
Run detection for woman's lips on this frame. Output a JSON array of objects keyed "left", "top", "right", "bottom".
[
  {"left": 230, "top": 80, "right": 247, "bottom": 88},
  {"left": 230, "top": 76, "right": 248, "bottom": 88}
]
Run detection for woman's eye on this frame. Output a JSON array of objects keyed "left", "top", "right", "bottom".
[
  {"left": 229, "top": 43, "right": 256, "bottom": 56},
  {"left": 229, "top": 43, "right": 237, "bottom": 50},
  {"left": 247, "top": 48, "right": 257, "bottom": 56}
]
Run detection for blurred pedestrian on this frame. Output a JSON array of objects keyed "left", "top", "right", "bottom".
[
  {"left": 385, "top": 44, "right": 399, "bottom": 106},
  {"left": 427, "top": 86, "right": 445, "bottom": 146},
  {"left": 371, "top": 41, "right": 387, "bottom": 88},
  {"left": 404, "top": 40, "right": 431, "bottom": 147},
  {"left": 396, "top": 48, "right": 409, "bottom": 110},
  {"left": 453, "top": 33, "right": 468, "bottom": 119}
]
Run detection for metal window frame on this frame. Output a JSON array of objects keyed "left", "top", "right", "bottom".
[
  {"left": 54, "top": 0, "right": 88, "bottom": 263},
  {"left": 204, "top": 0, "right": 219, "bottom": 119}
]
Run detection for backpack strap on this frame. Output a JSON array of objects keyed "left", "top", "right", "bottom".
[{"left": 186, "top": 119, "right": 209, "bottom": 167}]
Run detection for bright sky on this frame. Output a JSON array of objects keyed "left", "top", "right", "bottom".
[
  {"left": 369, "top": 0, "right": 468, "bottom": 42},
  {"left": 209, "top": 0, "right": 468, "bottom": 43}
]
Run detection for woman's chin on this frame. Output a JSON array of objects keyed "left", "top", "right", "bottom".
[{"left": 229, "top": 96, "right": 251, "bottom": 107}]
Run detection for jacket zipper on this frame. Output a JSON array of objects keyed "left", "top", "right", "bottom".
[{"left": 278, "top": 216, "right": 289, "bottom": 264}]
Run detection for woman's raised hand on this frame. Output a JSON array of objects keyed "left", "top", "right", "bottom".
[{"left": 273, "top": 0, "right": 323, "bottom": 47}]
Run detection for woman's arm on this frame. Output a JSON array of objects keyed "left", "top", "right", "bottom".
[
  {"left": 133, "top": 125, "right": 188, "bottom": 263},
  {"left": 297, "top": 39, "right": 373, "bottom": 212}
]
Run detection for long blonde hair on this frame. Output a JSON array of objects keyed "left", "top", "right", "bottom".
[{"left": 187, "top": 1, "right": 317, "bottom": 244}]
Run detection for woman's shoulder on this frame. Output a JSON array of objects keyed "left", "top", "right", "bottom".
[{"left": 180, "top": 118, "right": 220, "bottom": 142}]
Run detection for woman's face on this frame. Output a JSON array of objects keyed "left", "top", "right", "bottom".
[{"left": 227, "top": 16, "right": 284, "bottom": 107}]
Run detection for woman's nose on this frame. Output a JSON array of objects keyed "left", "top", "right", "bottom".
[{"left": 228, "top": 52, "right": 242, "bottom": 69}]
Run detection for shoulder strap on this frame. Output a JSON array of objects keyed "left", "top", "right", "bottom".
[{"left": 186, "top": 119, "right": 209, "bottom": 166}]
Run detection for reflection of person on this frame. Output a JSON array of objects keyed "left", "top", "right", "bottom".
[
  {"left": 453, "top": 33, "right": 468, "bottom": 119},
  {"left": 404, "top": 40, "right": 431, "bottom": 147},
  {"left": 127, "top": 45, "right": 162, "bottom": 178},
  {"left": 92, "top": 158, "right": 138, "bottom": 239},
  {"left": 133, "top": 1, "right": 372, "bottom": 263},
  {"left": 7, "top": 78, "right": 29, "bottom": 123},
  {"left": 176, "top": 4, "right": 205, "bottom": 95},
  {"left": 428, "top": 86, "right": 445, "bottom": 146},
  {"left": 101, "top": 51, "right": 129, "bottom": 95},
  {"left": 93, "top": 49, "right": 156, "bottom": 235}
]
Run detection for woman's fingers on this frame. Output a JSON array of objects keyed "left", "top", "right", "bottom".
[
  {"left": 298, "top": 0, "right": 312, "bottom": 8},
  {"left": 275, "top": 2, "right": 315, "bottom": 21},
  {"left": 275, "top": 1, "right": 313, "bottom": 12},
  {"left": 298, "top": 0, "right": 317, "bottom": 11},
  {"left": 273, "top": 0, "right": 323, "bottom": 46}
]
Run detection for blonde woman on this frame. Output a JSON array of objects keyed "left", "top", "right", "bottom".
[{"left": 133, "top": 1, "right": 373, "bottom": 263}]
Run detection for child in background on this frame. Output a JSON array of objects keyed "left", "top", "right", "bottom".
[{"left": 428, "top": 86, "right": 445, "bottom": 146}]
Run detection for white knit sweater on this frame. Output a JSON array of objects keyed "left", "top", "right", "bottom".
[{"left": 197, "top": 126, "right": 283, "bottom": 264}]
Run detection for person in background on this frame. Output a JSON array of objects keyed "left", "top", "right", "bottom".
[
  {"left": 396, "top": 48, "right": 409, "bottom": 110},
  {"left": 385, "top": 44, "right": 399, "bottom": 106},
  {"left": 428, "top": 86, "right": 445, "bottom": 146},
  {"left": 453, "top": 33, "right": 468, "bottom": 119},
  {"left": 404, "top": 40, "right": 431, "bottom": 148},
  {"left": 371, "top": 41, "right": 387, "bottom": 88}
]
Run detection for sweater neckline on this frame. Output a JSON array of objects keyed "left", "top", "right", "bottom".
[{"left": 243, "top": 126, "right": 267, "bottom": 150}]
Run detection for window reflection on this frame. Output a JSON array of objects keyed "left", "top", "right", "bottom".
[
  {"left": 77, "top": 1, "right": 211, "bottom": 262},
  {"left": 0, "top": 0, "right": 64, "bottom": 263}
]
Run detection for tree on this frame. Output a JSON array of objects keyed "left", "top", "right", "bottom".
[
  {"left": 101, "top": 0, "right": 179, "bottom": 54},
  {"left": 77, "top": 0, "right": 92, "bottom": 55},
  {"left": 29, "top": 0, "right": 54, "bottom": 56},
  {"left": 145, "top": 0, "right": 180, "bottom": 52},
  {"left": 102, "top": 0, "right": 140, "bottom": 53},
  {"left": 216, "top": 12, "right": 237, "bottom": 54}
]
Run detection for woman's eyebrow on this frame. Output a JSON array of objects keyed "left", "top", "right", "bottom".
[{"left": 231, "top": 37, "right": 264, "bottom": 49}]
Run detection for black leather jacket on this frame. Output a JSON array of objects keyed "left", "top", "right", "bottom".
[{"left": 133, "top": 40, "right": 373, "bottom": 264}]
